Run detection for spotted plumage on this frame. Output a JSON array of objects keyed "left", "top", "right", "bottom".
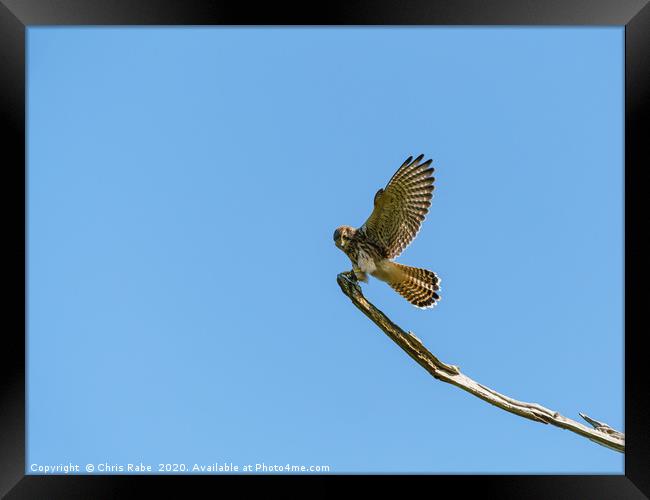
[{"left": 334, "top": 154, "right": 440, "bottom": 309}]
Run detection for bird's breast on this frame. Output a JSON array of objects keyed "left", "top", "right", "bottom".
[{"left": 356, "top": 248, "right": 377, "bottom": 274}]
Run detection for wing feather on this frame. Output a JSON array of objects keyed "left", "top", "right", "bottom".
[{"left": 362, "top": 155, "right": 435, "bottom": 258}]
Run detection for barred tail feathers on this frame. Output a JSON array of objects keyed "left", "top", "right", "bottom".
[{"left": 387, "top": 262, "right": 441, "bottom": 309}]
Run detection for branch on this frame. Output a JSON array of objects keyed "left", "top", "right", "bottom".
[{"left": 336, "top": 272, "right": 624, "bottom": 453}]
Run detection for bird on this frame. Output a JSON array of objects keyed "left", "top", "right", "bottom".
[{"left": 333, "top": 154, "right": 440, "bottom": 309}]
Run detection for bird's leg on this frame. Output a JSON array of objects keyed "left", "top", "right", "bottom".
[{"left": 352, "top": 265, "right": 369, "bottom": 283}]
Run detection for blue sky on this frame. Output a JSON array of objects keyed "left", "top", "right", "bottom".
[{"left": 27, "top": 27, "right": 623, "bottom": 474}]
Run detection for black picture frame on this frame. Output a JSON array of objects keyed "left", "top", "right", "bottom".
[{"left": 2, "top": 1, "right": 648, "bottom": 497}]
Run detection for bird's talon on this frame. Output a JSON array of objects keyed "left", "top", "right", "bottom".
[{"left": 340, "top": 270, "right": 356, "bottom": 282}]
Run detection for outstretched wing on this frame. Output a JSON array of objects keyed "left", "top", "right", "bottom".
[{"left": 362, "top": 154, "right": 435, "bottom": 259}]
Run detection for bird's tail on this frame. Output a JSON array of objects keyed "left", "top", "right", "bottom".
[{"left": 387, "top": 262, "right": 441, "bottom": 309}]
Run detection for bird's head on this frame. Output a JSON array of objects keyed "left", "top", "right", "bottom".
[{"left": 333, "top": 225, "right": 356, "bottom": 251}]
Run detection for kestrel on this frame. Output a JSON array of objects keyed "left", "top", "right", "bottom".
[{"left": 333, "top": 154, "right": 440, "bottom": 308}]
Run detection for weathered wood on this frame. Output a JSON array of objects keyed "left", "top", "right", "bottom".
[{"left": 337, "top": 272, "right": 624, "bottom": 453}]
